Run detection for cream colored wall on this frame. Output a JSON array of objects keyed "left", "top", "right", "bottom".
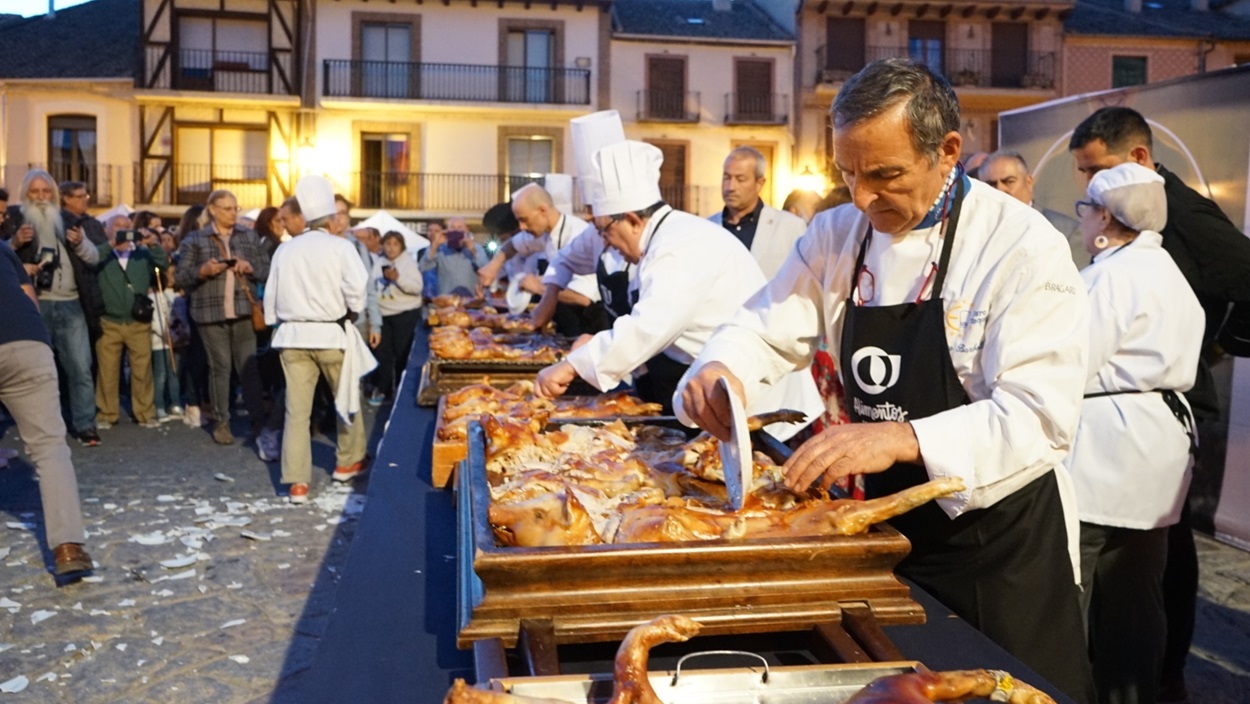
[
  {"left": 315, "top": 0, "right": 601, "bottom": 96},
  {"left": 1, "top": 83, "right": 137, "bottom": 208}
]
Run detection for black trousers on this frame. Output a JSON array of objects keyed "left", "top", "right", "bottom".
[
  {"left": 376, "top": 308, "right": 421, "bottom": 397},
  {"left": 1079, "top": 522, "right": 1168, "bottom": 704},
  {"left": 899, "top": 472, "right": 1095, "bottom": 704},
  {"left": 632, "top": 353, "right": 690, "bottom": 416},
  {"left": 552, "top": 301, "right": 610, "bottom": 338},
  {"left": 1160, "top": 503, "right": 1199, "bottom": 688}
]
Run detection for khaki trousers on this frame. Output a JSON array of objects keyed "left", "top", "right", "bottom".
[
  {"left": 279, "top": 348, "right": 365, "bottom": 484},
  {"left": 95, "top": 318, "right": 155, "bottom": 424},
  {"left": 0, "top": 340, "right": 87, "bottom": 547}
]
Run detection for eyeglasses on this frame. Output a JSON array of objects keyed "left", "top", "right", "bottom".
[
  {"left": 1074, "top": 200, "right": 1099, "bottom": 218},
  {"left": 68, "top": 192, "right": 90, "bottom": 200},
  {"left": 596, "top": 215, "right": 623, "bottom": 235}
]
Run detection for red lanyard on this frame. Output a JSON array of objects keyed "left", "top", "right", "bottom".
[{"left": 855, "top": 182, "right": 956, "bottom": 306}]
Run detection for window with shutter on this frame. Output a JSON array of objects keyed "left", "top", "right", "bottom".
[
  {"left": 908, "top": 20, "right": 944, "bottom": 76},
  {"left": 824, "top": 18, "right": 865, "bottom": 74},
  {"left": 991, "top": 23, "right": 1028, "bottom": 88},
  {"left": 647, "top": 57, "right": 687, "bottom": 120},
  {"left": 734, "top": 59, "right": 773, "bottom": 122},
  {"left": 648, "top": 141, "right": 688, "bottom": 211}
]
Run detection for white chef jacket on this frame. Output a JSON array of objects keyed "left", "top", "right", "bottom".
[
  {"left": 708, "top": 203, "right": 809, "bottom": 279},
  {"left": 509, "top": 214, "right": 600, "bottom": 301},
  {"left": 264, "top": 229, "right": 369, "bottom": 350},
  {"left": 1066, "top": 230, "right": 1203, "bottom": 529},
  {"left": 677, "top": 182, "right": 1091, "bottom": 524}
]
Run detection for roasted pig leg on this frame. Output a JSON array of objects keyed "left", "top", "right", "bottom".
[
  {"left": 846, "top": 669, "right": 1056, "bottom": 704},
  {"left": 608, "top": 615, "right": 702, "bottom": 704}
]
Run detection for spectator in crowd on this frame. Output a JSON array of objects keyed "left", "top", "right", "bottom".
[
  {"left": 174, "top": 190, "right": 270, "bottom": 446},
  {"left": 0, "top": 188, "right": 8, "bottom": 225},
  {"left": 172, "top": 205, "right": 210, "bottom": 429},
  {"left": 710, "top": 146, "right": 809, "bottom": 279},
  {"left": 370, "top": 231, "right": 423, "bottom": 404},
  {"left": 276, "top": 196, "right": 305, "bottom": 238},
  {"left": 255, "top": 206, "right": 283, "bottom": 258},
  {"left": 132, "top": 210, "right": 163, "bottom": 236},
  {"left": 963, "top": 150, "right": 990, "bottom": 179},
  {"left": 150, "top": 260, "right": 186, "bottom": 423},
  {"left": 354, "top": 226, "right": 382, "bottom": 259},
  {"left": 332, "top": 195, "right": 381, "bottom": 349},
  {"left": 781, "top": 189, "right": 823, "bottom": 224},
  {"left": 0, "top": 239, "right": 93, "bottom": 577},
  {"left": 94, "top": 214, "right": 167, "bottom": 429},
  {"left": 420, "top": 216, "right": 487, "bottom": 297},
  {"left": 263, "top": 175, "right": 372, "bottom": 504},
  {"left": 421, "top": 220, "right": 443, "bottom": 298},
  {"left": 978, "top": 150, "right": 1082, "bottom": 266},
  {"left": 4, "top": 170, "right": 102, "bottom": 447}
]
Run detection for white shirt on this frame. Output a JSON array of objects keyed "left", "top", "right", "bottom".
[
  {"left": 566, "top": 206, "right": 769, "bottom": 392},
  {"left": 372, "top": 252, "right": 424, "bottom": 317},
  {"left": 678, "top": 182, "right": 1090, "bottom": 523},
  {"left": 510, "top": 214, "right": 599, "bottom": 301},
  {"left": 1066, "top": 231, "right": 1203, "bottom": 529},
  {"left": 264, "top": 230, "right": 369, "bottom": 350}
]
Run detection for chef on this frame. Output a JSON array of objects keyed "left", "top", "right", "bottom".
[
  {"left": 535, "top": 140, "right": 786, "bottom": 416},
  {"left": 676, "top": 59, "right": 1094, "bottom": 703}
]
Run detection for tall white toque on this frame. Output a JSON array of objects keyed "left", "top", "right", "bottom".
[
  {"left": 295, "top": 174, "right": 337, "bottom": 223},
  {"left": 590, "top": 141, "right": 664, "bottom": 217},
  {"left": 570, "top": 110, "right": 626, "bottom": 204}
]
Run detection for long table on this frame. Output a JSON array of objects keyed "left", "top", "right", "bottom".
[{"left": 282, "top": 327, "right": 1077, "bottom": 704}]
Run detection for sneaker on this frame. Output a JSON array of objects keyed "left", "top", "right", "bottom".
[
  {"left": 332, "top": 457, "right": 369, "bottom": 483},
  {"left": 77, "top": 430, "right": 101, "bottom": 447},
  {"left": 288, "top": 483, "right": 309, "bottom": 505},
  {"left": 366, "top": 391, "right": 385, "bottom": 407},
  {"left": 96, "top": 420, "right": 114, "bottom": 430},
  {"left": 139, "top": 420, "right": 162, "bottom": 429},
  {"left": 211, "top": 423, "right": 235, "bottom": 445},
  {"left": 183, "top": 406, "right": 202, "bottom": 427},
  {"left": 167, "top": 405, "right": 185, "bottom": 418},
  {"left": 256, "top": 428, "right": 281, "bottom": 462}
]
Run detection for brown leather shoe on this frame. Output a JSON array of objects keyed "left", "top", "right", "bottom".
[
  {"left": 212, "top": 422, "right": 235, "bottom": 445},
  {"left": 53, "top": 543, "right": 93, "bottom": 576}
]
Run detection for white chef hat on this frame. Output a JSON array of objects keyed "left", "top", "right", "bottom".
[
  {"left": 590, "top": 141, "right": 664, "bottom": 217},
  {"left": 544, "top": 173, "right": 574, "bottom": 214},
  {"left": 571, "top": 110, "right": 625, "bottom": 203},
  {"left": 1087, "top": 162, "right": 1167, "bottom": 233},
  {"left": 295, "top": 174, "right": 337, "bottom": 223}
]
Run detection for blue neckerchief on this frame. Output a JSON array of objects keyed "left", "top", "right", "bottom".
[{"left": 912, "top": 164, "right": 969, "bottom": 231}]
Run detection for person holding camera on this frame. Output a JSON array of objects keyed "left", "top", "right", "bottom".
[
  {"left": 370, "top": 231, "right": 423, "bottom": 404},
  {"left": 174, "top": 189, "right": 270, "bottom": 446},
  {"left": 2, "top": 170, "right": 103, "bottom": 447},
  {"left": 419, "top": 216, "right": 488, "bottom": 297},
  {"left": 93, "top": 215, "right": 168, "bottom": 429}
]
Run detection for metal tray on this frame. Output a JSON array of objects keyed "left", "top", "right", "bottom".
[
  {"left": 490, "top": 661, "right": 923, "bottom": 703},
  {"left": 457, "top": 419, "right": 923, "bottom": 648}
]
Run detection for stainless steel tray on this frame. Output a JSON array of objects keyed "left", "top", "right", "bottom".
[{"left": 491, "top": 661, "right": 923, "bottom": 703}]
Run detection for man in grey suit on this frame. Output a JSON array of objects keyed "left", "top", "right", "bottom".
[
  {"left": 979, "top": 150, "right": 1084, "bottom": 267},
  {"left": 708, "top": 146, "right": 808, "bottom": 279}
]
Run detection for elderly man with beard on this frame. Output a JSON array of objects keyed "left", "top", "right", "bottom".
[{"left": 3, "top": 170, "right": 103, "bottom": 447}]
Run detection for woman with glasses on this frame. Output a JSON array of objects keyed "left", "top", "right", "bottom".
[
  {"left": 1068, "top": 162, "right": 1204, "bottom": 704},
  {"left": 173, "top": 190, "right": 270, "bottom": 446}
]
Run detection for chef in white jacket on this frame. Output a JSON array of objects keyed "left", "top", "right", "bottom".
[
  {"left": 263, "top": 174, "right": 374, "bottom": 505},
  {"left": 708, "top": 145, "right": 809, "bottom": 279},
  {"left": 534, "top": 140, "right": 800, "bottom": 419},
  {"left": 675, "top": 59, "right": 1094, "bottom": 703},
  {"left": 1068, "top": 162, "right": 1203, "bottom": 704}
]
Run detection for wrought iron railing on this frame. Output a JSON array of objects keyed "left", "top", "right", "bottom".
[
  {"left": 814, "top": 45, "right": 1056, "bottom": 90},
  {"left": 157, "top": 163, "right": 269, "bottom": 207},
  {"left": 353, "top": 172, "right": 550, "bottom": 212},
  {"left": 635, "top": 90, "right": 701, "bottom": 123},
  {"left": 145, "top": 47, "right": 281, "bottom": 94},
  {"left": 13, "top": 162, "right": 122, "bottom": 208},
  {"left": 322, "top": 60, "right": 591, "bottom": 105},
  {"left": 724, "top": 93, "right": 788, "bottom": 125}
]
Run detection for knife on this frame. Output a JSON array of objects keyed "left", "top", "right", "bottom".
[{"left": 717, "top": 376, "right": 753, "bottom": 511}]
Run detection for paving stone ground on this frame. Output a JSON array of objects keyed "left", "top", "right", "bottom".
[
  {"left": 0, "top": 403, "right": 384, "bottom": 703},
  {"left": 1, "top": 401, "right": 1248, "bottom": 702}
]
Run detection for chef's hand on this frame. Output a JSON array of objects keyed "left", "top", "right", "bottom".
[
  {"left": 13, "top": 223, "right": 35, "bottom": 248},
  {"left": 677, "top": 361, "right": 744, "bottom": 442},
  {"left": 477, "top": 257, "right": 502, "bottom": 289},
  {"left": 782, "top": 422, "right": 921, "bottom": 492},
  {"left": 529, "top": 284, "right": 560, "bottom": 329},
  {"left": 570, "top": 334, "right": 594, "bottom": 351},
  {"left": 199, "top": 258, "right": 228, "bottom": 279},
  {"left": 232, "top": 258, "right": 254, "bottom": 276},
  {"left": 520, "top": 274, "right": 545, "bottom": 295},
  {"left": 66, "top": 226, "right": 84, "bottom": 247},
  {"left": 535, "top": 360, "right": 577, "bottom": 399}
]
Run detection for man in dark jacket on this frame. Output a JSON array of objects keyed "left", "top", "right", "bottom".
[
  {"left": 94, "top": 214, "right": 168, "bottom": 429},
  {"left": 1070, "top": 106, "right": 1250, "bottom": 702},
  {"left": 3, "top": 170, "right": 103, "bottom": 447},
  {"left": 58, "top": 180, "right": 108, "bottom": 336}
]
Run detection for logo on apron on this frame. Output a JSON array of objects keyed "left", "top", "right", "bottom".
[{"left": 850, "top": 345, "right": 901, "bottom": 395}]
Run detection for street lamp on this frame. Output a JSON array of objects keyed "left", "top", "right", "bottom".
[{"left": 795, "top": 165, "right": 825, "bottom": 193}]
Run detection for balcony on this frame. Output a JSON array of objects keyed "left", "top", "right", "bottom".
[
  {"left": 145, "top": 47, "right": 290, "bottom": 95},
  {"left": 133, "top": 163, "right": 269, "bottom": 208},
  {"left": 11, "top": 163, "right": 123, "bottom": 209},
  {"left": 636, "top": 91, "right": 701, "bottom": 123},
  {"left": 322, "top": 60, "right": 591, "bottom": 105},
  {"left": 724, "top": 93, "right": 789, "bottom": 125},
  {"left": 354, "top": 172, "right": 552, "bottom": 213},
  {"left": 814, "top": 45, "right": 1056, "bottom": 90}
]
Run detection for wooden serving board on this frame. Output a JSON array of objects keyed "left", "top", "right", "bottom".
[
  {"left": 456, "top": 421, "right": 924, "bottom": 649},
  {"left": 431, "top": 395, "right": 469, "bottom": 488}
]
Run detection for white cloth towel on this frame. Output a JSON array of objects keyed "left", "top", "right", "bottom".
[{"left": 335, "top": 323, "right": 378, "bottom": 423}]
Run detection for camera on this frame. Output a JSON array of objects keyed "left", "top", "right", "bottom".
[
  {"left": 115, "top": 229, "right": 139, "bottom": 245},
  {"left": 219, "top": 258, "right": 237, "bottom": 268},
  {"left": 35, "top": 246, "right": 58, "bottom": 290}
]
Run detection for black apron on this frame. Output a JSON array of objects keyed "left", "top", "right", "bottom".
[
  {"left": 593, "top": 210, "right": 685, "bottom": 413},
  {"left": 838, "top": 179, "right": 1094, "bottom": 704}
]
